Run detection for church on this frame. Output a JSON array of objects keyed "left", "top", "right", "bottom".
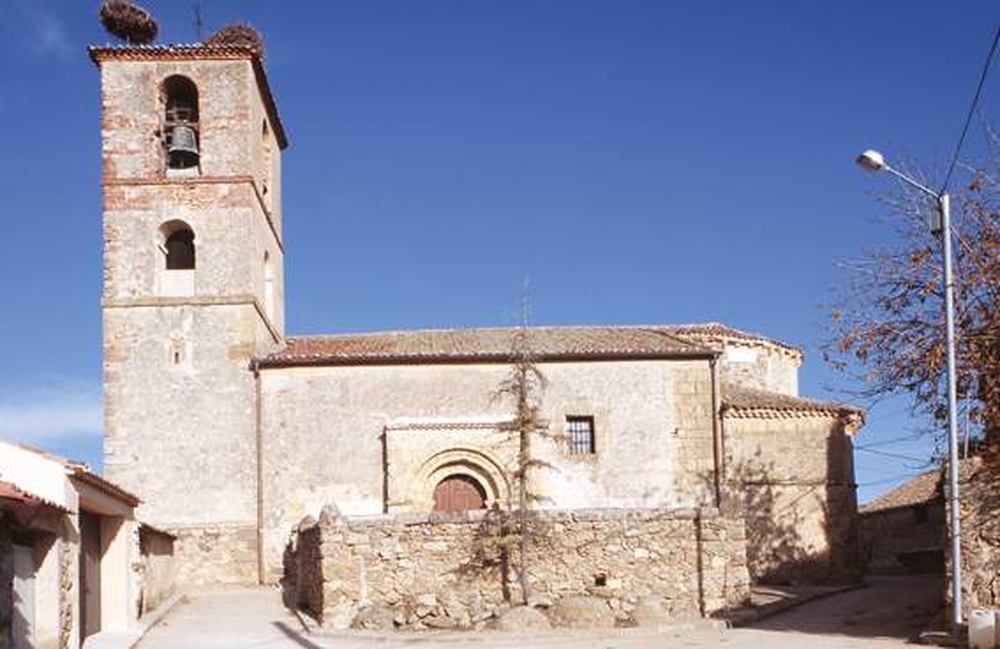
[{"left": 89, "top": 39, "right": 863, "bottom": 592}]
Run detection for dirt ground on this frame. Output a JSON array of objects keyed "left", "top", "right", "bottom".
[{"left": 135, "top": 574, "right": 944, "bottom": 648}]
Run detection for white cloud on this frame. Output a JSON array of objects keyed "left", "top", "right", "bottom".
[
  {"left": 9, "top": 0, "right": 72, "bottom": 60},
  {"left": 0, "top": 380, "right": 102, "bottom": 442}
]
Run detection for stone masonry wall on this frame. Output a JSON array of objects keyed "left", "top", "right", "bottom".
[
  {"left": 719, "top": 344, "right": 799, "bottom": 396},
  {"left": 860, "top": 504, "right": 945, "bottom": 574},
  {"left": 58, "top": 531, "right": 74, "bottom": 649},
  {"left": 947, "top": 457, "right": 999, "bottom": 616},
  {"left": 260, "top": 359, "right": 718, "bottom": 581},
  {"left": 289, "top": 506, "right": 749, "bottom": 630},
  {"left": 289, "top": 522, "right": 322, "bottom": 618},
  {"left": 722, "top": 415, "right": 860, "bottom": 585},
  {"left": 170, "top": 524, "right": 258, "bottom": 586},
  {"left": 139, "top": 527, "right": 177, "bottom": 614},
  {"left": 100, "top": 53, "right": 283, "bottom": 588}
]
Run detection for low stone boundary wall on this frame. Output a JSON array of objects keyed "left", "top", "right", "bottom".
[
  {"left": 287, "top": 506, "right": 749, "bottom": 630},
  {"left": 170, "top": 523, "right": 258, "bottom": 586}
]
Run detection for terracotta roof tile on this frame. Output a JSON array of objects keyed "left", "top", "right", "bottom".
[
  {"left": 69, "top": 466, "right": 141, "bottom": 508},
  {"left": 860, "top": 459, "right": 980, "bottom": 513},
  {"left": 667, "top": 322, "right": 803, "bottom": 358},
  {"left": 258, "top": 325, "right": 722, "bottom": 367},
  {"left": 721, "top": 383, "right": 865, "bottom": 420},
  {"left": 258, "top": 323, "right": 802, "bottom": 368},
  {"left": 0, "top": 480, "right": 69, "bottom": 513}
]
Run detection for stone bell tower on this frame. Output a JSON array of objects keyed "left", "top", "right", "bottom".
[{"left": 90, "top": 43, "right": 287, "bottom": 584}]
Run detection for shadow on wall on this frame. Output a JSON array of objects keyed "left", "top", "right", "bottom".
[
  {"left": 3, "top": 532, "right": 35, "bottom": 649},
  {"left": 454, "top": 504, "right": 554, "bottom": 605},
  {"left": 276, "top": 506, "right": 554, "bottom": 627},
  {"left": 716, "top": 437, "right": 859, "bottom": 585},
  {"left": 280, "top": 517, "right": 321, "bottom": 616},
  {"left": 11, "top": 589, "right": 28, "bottom": 649},
  {"left": 717, "top": 455, "right": 811, "bottom": 584}
]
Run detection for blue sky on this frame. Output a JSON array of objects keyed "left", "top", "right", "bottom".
[{"left": 0, "top": 1, "right": 997, "bottom": 502}]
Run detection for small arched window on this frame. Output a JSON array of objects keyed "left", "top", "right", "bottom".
[
  {"left": 162, "top": 75, "right": 200, "bottom": 170},
  {"left": 261, "top": 119, "right": 273, "bottom": 209},
  {"left": 160, "top": 221, "right": 196, "bottom": 270},
  {"left": 263, "top": 251, "right": 275, "bottom": 320}
]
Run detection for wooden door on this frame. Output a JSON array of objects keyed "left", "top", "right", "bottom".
[
  {"left": 433, "top": 475, "right": 486, "bottom": 511},
  {"left": 79, "top": 511, "right": 102, "bottom": 642}
]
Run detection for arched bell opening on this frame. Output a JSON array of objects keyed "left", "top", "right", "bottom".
[{"left": 162, "top": 75, "right": 200, "bottom": 171}]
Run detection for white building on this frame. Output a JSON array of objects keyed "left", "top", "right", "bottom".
[{"left": 0, "top": 440, "right": 146, "bottom": 649}]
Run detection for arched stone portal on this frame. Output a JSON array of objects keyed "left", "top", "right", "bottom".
[{"left": 413, "top": 448, "right": 509, "bottom": 512}]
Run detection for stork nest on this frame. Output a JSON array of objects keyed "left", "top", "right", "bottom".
[
  {"left": 205, "top": 23, "right": 266, "bottom": 61},
  {"left": 98, "top": 0, "right": 158, "bottom": 45}
]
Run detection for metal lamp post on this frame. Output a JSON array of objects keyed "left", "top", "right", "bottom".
[{"left": 856, "top": 149, "right": 963, "bottom": 629}]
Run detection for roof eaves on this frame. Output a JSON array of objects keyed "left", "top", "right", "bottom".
[
  {"left": 69, "top": 467, "right": 141, "bottom": 508},
  {"left": 140, "top": 521, "right": 178, "bottom": 540},
  {"left": 668, "top": 322, "right": 804, "bottom": 359},
  {"left": 0, "top": 481, "right": 71, "bottom": 514},
  {"left": 257, "top": 348, "right": 720, "bottom": 369}
]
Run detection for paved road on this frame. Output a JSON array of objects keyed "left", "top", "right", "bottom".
[
  {"left": 135, "top": 587, "right": 309, "bottom": 649},
  {"left": 753, "top": 574, "right": 943, "bottom": 642},
  {"left": 136, "top": 575, "right": 944, "bottom": 648}
]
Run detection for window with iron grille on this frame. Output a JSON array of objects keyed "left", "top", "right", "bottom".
[{"left": 566, "top": 416, "right": 595, "bottom": 454}]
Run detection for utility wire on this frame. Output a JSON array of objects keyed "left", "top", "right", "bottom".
[
  {"left": 858, "top": 472, "right": 928, "bottom": 487},
  {"left": 855, "top": 431, "right": 927, "bottom": 449},
  {"left": 941, "top": 27, "right": 1000, "bottom": 193},
  {"left": 855, "top": 446, "right": 934, "bottom": 463}
]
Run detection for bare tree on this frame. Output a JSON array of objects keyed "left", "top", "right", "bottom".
[
  {"left": 489, "top": 293, "right": 556, "bottom": 602},
  {"left": 823, "top": 123, "right": 1000, "bottom": 462}
]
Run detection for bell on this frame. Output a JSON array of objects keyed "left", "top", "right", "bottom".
[{"left": 167, "top": 124, "right": 199, "bottom": 169}]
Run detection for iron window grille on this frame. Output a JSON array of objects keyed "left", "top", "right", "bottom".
[{"left": 566, "top": 416, "right": 595, "bottom": 454}]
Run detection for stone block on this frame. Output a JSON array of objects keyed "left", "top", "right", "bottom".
[
  {"left": 548, "top": 595, "right": 615, "bottom": 629},
  {"left": 494, "top": 605, "right": 551, "bottom": 631}
]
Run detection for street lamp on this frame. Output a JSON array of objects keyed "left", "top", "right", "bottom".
[{"left": 856, "top": 149, "right": 963, "bottom": 630}]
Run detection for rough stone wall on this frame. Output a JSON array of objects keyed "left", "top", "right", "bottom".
[
  {"left": 169, "top": 524, "right": 258, "bottom": 586},
  {"left": 58, "top": 529, "right": 74, "bottom": 649},
  {"left": 860, "top": 504, "right": 945, "bottom": 574},
  {"left": 289, "top": 507, "right": 749, "bottom": 630},
  {"left": 100, "top": 54, "right": 284, "bottom": 585},
  {"left": 289, "top": 522, "right": 322, "bottom": 618},
  {"left": 98, "top": 58, "right": 286, "bottom": 335},
  {"left": 947, "top": 458, "right": 999, "bottom": 616},
  {"left": 105, "top": 304, "right": 262, "bottom": 525},
  {"left": 0, "top": 520, "right": 11, "bottom": 649},
  {"left": 100, "top": 59, "right": 261, "bottom": 180},
  {"left": 259, "top": 359, "right": 718, "bottom": 581},
  {"left": 138, "top": 527, "right": 177, "bottom": 614},
  {"left": 718, "top": 343, "right": 800, "bottom": 396},
  {"left": 722, "top": 415, "right": 859, "bottom": 584}
]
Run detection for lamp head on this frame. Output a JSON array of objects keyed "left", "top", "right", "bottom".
[{"left": 856, "top": 149, "right": 885, "bottom": 172}]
